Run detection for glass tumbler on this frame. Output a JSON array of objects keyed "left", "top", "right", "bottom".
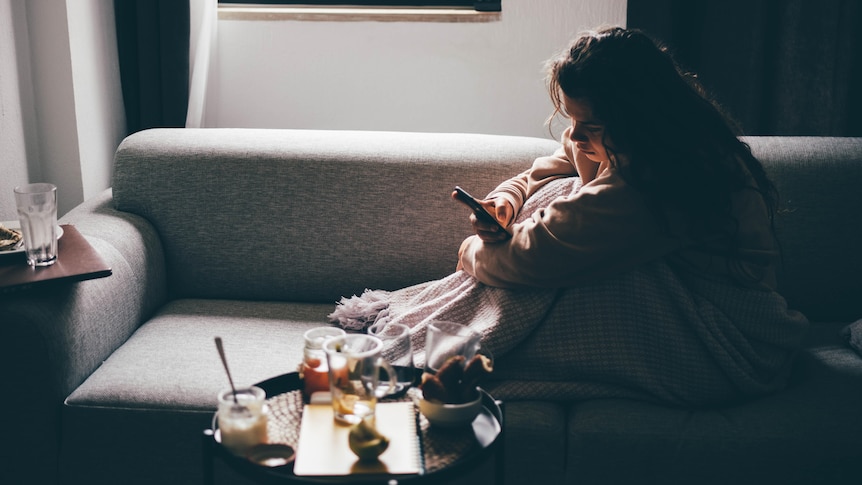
[
  {"left": 323, "top": 334, "right": 396, "bottom": 425},
  {"left": 14, "top": 183, "right": 58, "bottom": 266},
  {"left": 369, "top": 323, "right": 415, "bottom": 396}
]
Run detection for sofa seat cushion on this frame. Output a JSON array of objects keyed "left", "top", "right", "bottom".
[
  {"left": 502, "top": 401, "right": 567, "bottom": 484},
  {"left": 66, "top": 298, "right": 332, "bottom": 410},
  {"left": 564, "top": 321, "right": 862, "bottom": 485}
]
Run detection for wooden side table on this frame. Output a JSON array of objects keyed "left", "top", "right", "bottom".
[
  {"left": 0, "top": 224, "right": 112, "bottom": 293},
  {"left": 202, "top": 372, "right": 504, "bottom": 485}
]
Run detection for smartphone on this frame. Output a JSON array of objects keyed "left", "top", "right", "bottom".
[{"left": 453, "top": 186, "right": 509, "bottom": 234}]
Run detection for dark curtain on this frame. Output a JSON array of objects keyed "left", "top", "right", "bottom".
[
  {"left": 627, "top": 0, "right": 862, "bottom": 136},
  {"left": 115, "top": 0, "right": 190, "bottom": 136}
]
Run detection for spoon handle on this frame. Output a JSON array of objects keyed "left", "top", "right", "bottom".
[{"left": 215, "top": 337, "right": 239, "bottom": 403}]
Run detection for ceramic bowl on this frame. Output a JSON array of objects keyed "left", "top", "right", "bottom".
[{"left": 418, "top": 388, "right": 483, "bottom": 428}]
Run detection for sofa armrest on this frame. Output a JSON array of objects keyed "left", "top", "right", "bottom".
[
  {"left": 1, "top": 188, "right": 167, "bottom": 400},
  {"left": 0, "top": 188, "right": 167, "bottom": 481}
]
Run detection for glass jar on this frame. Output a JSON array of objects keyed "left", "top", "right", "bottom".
[
  {"left": 217, "top": 386, "right": 268, "bottom": 455},
  {"left": 300, "top": 327, "right": 346, "bottom": 401}
]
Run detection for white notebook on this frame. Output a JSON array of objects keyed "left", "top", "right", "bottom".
[{"left": 293, "top": 401, "right": 423, "bottom": 477}]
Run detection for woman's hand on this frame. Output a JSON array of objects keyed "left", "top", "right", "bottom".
[
  {"left": 470, "top": 196, "right": 513, "bottom": 243},
  {"left": 455, "top": 196, "right": 512, "bottom": 272}
]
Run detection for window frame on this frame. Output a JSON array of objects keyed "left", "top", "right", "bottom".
[{"left": 217, "top": 1, "right": 501, "bottom": 13}]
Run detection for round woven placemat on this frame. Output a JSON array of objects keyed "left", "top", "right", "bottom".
[{"left": 265, "top": 388, "right": 482, "bottom": 474}]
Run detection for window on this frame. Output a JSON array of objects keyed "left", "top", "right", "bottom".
[{"left": 217, "top": 1, "right": 501, "bottom": 13}]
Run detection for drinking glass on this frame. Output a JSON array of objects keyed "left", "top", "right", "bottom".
[
  {"left": 424, "top": 321, "right": 481, "bottom": 374},
  {"left": 323, "top": 334, "right": 396, "bottom": 425},
  {"left": 14, "top": 183, "right": 58, "bottom": 266},
  {"left": 369, "top": 323, "right": 415, "bottom": 396}
]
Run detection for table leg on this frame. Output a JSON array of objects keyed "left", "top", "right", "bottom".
[
  {"left": 202, "top": 429, "right": 215, "bottom": 485},
  {"left": 495, "top": 401, "right": 505, "bottom": 485}
]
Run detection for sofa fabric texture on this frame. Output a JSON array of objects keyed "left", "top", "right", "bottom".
[{"left": 1, "top": 129, "right": 860, "bottom": 485}]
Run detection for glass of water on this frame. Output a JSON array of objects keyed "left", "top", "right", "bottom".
[{"left": 14, "top": 183, "right": 58, "bottom": 267}]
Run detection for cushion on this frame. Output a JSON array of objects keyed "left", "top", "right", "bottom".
[
  {"left": 746, "top": 136, "right": 862, "bottom": 322},
  {"left": 564, "top": 321, "right": 862, "bottom": 485},
  {"left": 112, "top": 128, "right": 559, "bottom": 302},
  {"left": 66, "top": 299, "right": 332, "bottom": 409},
  {"left": 503, "top": 401, "right": 568, "bottom": 484}
]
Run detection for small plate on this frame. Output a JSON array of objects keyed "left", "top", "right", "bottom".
[
  {"left": 0, "top": 220, "right": 64, "bottom": 255},
  {"left": 245, "top": 444, "right": 296, "bottom": 467}
]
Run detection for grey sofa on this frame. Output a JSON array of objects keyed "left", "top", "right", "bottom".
[{"left": 2, "top": 129, "right": 861, "bottom": 485}]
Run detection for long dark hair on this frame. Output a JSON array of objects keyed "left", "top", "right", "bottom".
[{"left": 546, "top": 27, "right": 778, "bottom": 254}]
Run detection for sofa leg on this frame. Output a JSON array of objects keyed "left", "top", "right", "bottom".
[{"left": 495, "top": 400, "right": 505, "bottom": 485}]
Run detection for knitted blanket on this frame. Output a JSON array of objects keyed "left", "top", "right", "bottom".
[{"left": 329, "top": 178, "right": 809, "bottom": 406}]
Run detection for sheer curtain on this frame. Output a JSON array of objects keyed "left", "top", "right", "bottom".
[
  {"left": 627, "top": 0, "right": 862, "bottom": 136},
  {"left": 187, "top": 0, "right": 217, "bottom": 128}
]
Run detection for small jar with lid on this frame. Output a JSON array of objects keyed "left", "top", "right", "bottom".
[
  {"left": 300, "top": 327, "right": 346, "bottom": 401},
  {"left": 217, "top": 386, "right": 268, "bottom": 455}
]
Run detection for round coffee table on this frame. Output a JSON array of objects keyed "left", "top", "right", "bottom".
[{"left": 202, "top": 371, "right": 504, "bottom": 484}]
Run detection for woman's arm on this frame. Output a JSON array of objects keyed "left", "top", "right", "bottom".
[
  {"left": 487, "top": 128, "right": 583, "bottom": 218},
  {"left": 463, "top": 129, "right": 582, "bottom": 244},
  {"left": 458, "top": 170, "right": 684, "bottom": 288}
]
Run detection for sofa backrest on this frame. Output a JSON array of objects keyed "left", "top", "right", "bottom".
[
  {"left": 744, "top": 136, "right": 862, "bottom": 322},
  {"left": 113, "top": 130, "right": 862, "bottom": 322},
  {"left": 112, "top": 128, "right": 560, "bottom": 303}
]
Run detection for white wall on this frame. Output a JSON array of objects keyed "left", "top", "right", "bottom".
[
  {"left": 26, "top": 0, "right": 82, "bottom": 218},
  {"left": 0, "top": 0, "right": 124, "bottom": 219},
  {"left": 0, "top": 0, "right": 40, "bottom": 220},
  {"left": 1, "top": 0, "right": 624, "bottom": 220},
  {"left": 211, "top": 0, "right": 627, "bottom": 138},
  {"left": 67, "top": 1, "right": 126, "bottom": 203}
]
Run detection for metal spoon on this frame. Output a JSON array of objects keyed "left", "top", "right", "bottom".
[{"left": 214, "top": 336, "right": 239, "bottom": 404}]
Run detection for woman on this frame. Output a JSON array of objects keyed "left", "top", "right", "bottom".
[
  {"left": 332, "top": 27, "right": 808, "bottom": 406},
  {"left": 459, "top": 26, "right": 781, "bottom": 292}
]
